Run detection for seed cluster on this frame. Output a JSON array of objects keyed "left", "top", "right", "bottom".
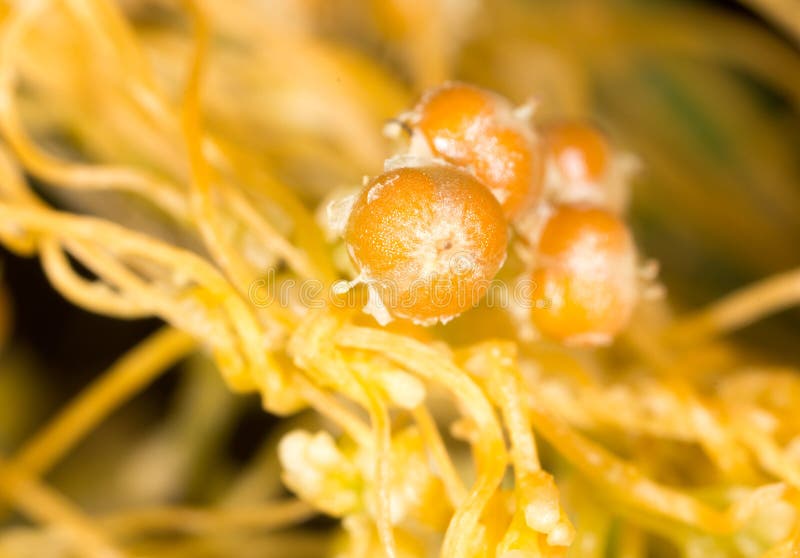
[{"left": 337, "top": 82, "right": 641, "bottom": 344}]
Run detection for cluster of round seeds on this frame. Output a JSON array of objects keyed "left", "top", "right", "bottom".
[
  {"left": 528, "top": 121, "right": 640, "bottom": 345},
  {"left": 529, "top": 204, "right": 638, "bottom": 346},
  {"left": 332, "top": 82, "right": 642, "bottom": 343},
  {"left": 407, "top": 82, "right": 544, "bottom": 220}
]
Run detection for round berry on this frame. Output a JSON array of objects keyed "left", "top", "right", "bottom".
[
  {"left": 545, "top": 122, "right": 611, "bottom": 186},
  {"left": 530, "top": 204, "right": 637, "bottom": 345},
  {"left": 412, "top": 82, "right": 543, "bottom": 220},
  {"left": 344, "top": 165, "right": 508, "bottom": 325},
  {"left": 414, "top": 82, "right": 498, "bottom": 162},
  {"left": 470, "top": 124, "right": 543, "bottom": 221}
]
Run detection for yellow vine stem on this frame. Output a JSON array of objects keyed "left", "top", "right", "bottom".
[
  {"left": 0, "top": 0, "right": 188, "bottom": 220},
  {"left": 465, "top": 341, "right": 574, "bottom": 552},
  {"left": 401, "top": 1, "right": 449, "bottom": 89},
  {"left": 52, "top": 238, "right": 192, "bottom": 325},
  {"left": 0, "top": 163, "right": 174, "bottom": 327},
  {"left": 335, "top": 325, "right": 508, "bottom": 557},
  {"left": 180, "top": 0, "right": 327, "bottom": 297},
  {"left": 0, "top": 139, "right": 177, "bottom": 322},
  {"left": 67, "top": 0, "right": 336, "bottom": 291},
  {"left": 11, "top": 327, "right": 195, "bottom": 477},
  {"left": 100, "top": 499, "right": 314, "bottom": 537},
  {"left": 355, "top": 376, "right": 397, "bottom": 558},
  {"left": 289, "top": 312, "right": 397, "bottom": 558},
  {"left": 0, "top": 457, "right": 125, "bottom": 558},
  {"left": 410, "top": 405, "right": 467, "bottom": 507},
  {"left": 624, "top": 327, "right": 756, "bottom": 478},
  {"left": 38, "top": 239, "right": 153, "bottom": 319},
  {"left": 8, "top": 0, "right": 333, "bottom": 296},
  {"left": 630, "top": 308, "right": 800, "bottom": 487},
  {"left": 179, "top": 0, "right": 257, "bottom": 293},
  {"left": 131, "top": 531, "right": 332, "bottom": 558},
  {"left": 292, "top": 373, "right": 372, "bottom": 446},
  {"left": 68, "top": 0, "right": 161, "bottom": 92},
  {"left": 475, "top": 342, "right": 541, "bottom": 475},
  {"left": 219, "top": 184, "right": 321, "bottom": 283},
  {"left": 623, "top": 328, "right": 800, "bottom": 492},
  {"left": 71, "top": 0, "right": 182, "bottom": 166},
  {"left": 0, "top": 201, "right": 285, "bottom": 400},
  {"left": 74, "top": 0, "right": 334, "bottom": 287},
  {"left": 526, "top": 401, "right": 730, "bottom": 535},
  {"left": 666, "top": 266, "right": 800, "bottom": 346},
  {"left": 209, "top": 139, "right": 338, "bottom": 283},
  {"left": 734, "top": 425, "right": 800, "bottom": 489},
  {"left": 0, "top": 102, "right": 187, "bottom": 219},
  {"left": 73, "top": 0, "right": 328, "bottom": 294}
]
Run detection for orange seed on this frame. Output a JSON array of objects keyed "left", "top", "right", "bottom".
[
  {"left": 344, "top": 165, "right": 508, "bottom": 325},
  {"left": 530, "top": 204, "right": 637, "bottom": 345},
  {"left": 412, "top": 82, "right": 543, "bottom": 220}
]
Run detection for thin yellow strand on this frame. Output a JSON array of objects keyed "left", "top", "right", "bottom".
[
  {"left": 667, "top": 267, "right": 800, "bottom": 345},
  {"left": 13, "top": 327, "right": 195, "bottom": 476},
  {"left": 411, "top": 405, "right": 467, "bottom": 507},
  {"left": 335, "top": 325, "right": 509, "bottom": 557},
  {"left": 179, "top": 0, "right": 255, "bottom": 293},
  {"left": 101, "top": 499, "right": 314, "bottom": 536},
  {"left": 0, "top": 457, "right": 125, "bottom": 558},
  {"left": 527, "top": 403, "right": 729, "bottom": 535}
]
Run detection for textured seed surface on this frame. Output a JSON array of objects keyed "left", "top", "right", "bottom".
[
  {"left": 414, "top": 82, "right": 543, "bottom": 219},
  {"left": 345, "top": 165, "right": 508, "bottom": 324},
  {"left": 531, "top": 204, "right": 637, "bottom": 345}
]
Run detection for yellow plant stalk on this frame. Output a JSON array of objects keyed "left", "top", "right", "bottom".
[{"left": 0, "top": 1, "right": 798, "bottom": 557}]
